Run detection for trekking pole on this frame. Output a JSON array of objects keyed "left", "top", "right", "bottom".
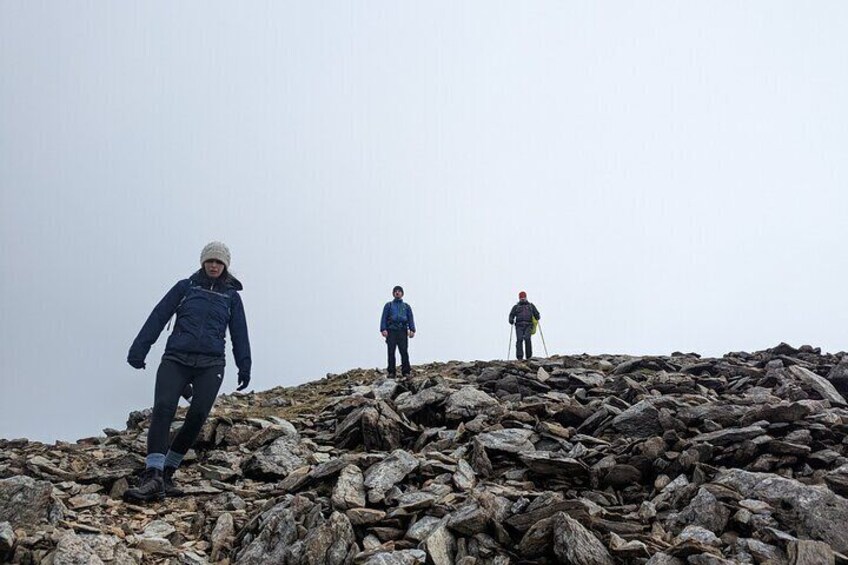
[
  {"left": 538, "top": 322, "right": 549, "bottom": 357},
  {"left": 507, "top": 325, "right": 513, "bottom": 360}
]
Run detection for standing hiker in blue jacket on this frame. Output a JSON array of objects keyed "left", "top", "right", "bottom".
[
  {"left": 124, "top": 241, "right": 251, "bottom": 502},
  {"left": 380, "top": 285, "right": 416, "bottom": 377},
  {"left": 509, "top": 291, "right": 541, "bottom": 360}
]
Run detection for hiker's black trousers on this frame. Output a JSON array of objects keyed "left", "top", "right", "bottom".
[
  {"left": 386, "top": 329, "right": 411, "bottom": 376},
  {"left": 515, "top": 324, "right": 533, "bottom": 360},
  {"left": 148, "top": 359, "right": 224, "bottom": 457}
]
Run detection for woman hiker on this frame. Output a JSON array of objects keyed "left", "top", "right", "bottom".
[{"left": 124, "top": 241, "right": 251, "bottom": 502}]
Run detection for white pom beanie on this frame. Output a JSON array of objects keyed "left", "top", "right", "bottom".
[{"left": 200, "top": 241, "right": 231, "bottom": 268}]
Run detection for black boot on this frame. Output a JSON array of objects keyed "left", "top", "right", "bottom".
[
  {"left": 163, "top": 466, "right": 183, "bottom": 497},
  {"left": 123, "top": 468, "right": 165, "bottom": 503}
]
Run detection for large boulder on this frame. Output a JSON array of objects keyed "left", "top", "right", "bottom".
[
  {"left": 787, "top": 365, "right": 847, "bottom": 406},
  {"left": 0, "top": 476, "right": 64, "bottom": 528},
  {"left": 335, "top": 401, "right": 415, "bottom": 451},
  {"left": 301, "top": 511, "right": 356, "bottom": 565},
  {"left": 611, "top": 399, "right": 663, "bottom": 438},
  {"left": 242, "top": 436, "right": 310, "bottom": 480},
  {"left": 713, "top": 469, "right": 848, "bottom": 553},
  {"left": 666, "top": 487, "right": 730, "bottom": 534},
  {"left": 235, "top": 495, "right": 320, "bottom": 565},
  {"left": 52, "top": 531, "right": 105, "bottom": 565},
  {"left": 444, "top": 387, "right": 499, "bottom": 421},
  {"left": 553, "top": 512, "right": 614, "bottom": 565}
]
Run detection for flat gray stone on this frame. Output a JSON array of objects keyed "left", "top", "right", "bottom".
[
  {"left": 135, "top": 537, "right": 175, "bottom": 556},
  {"left": 690, "top": 425, "right": 765, "bottom": 446},
  {"left": 645, "top": 553, "right": 684, "bottom": 565},
  {"left": 475, "top": 429, "right": 535, "bottom": 453},
  {"left": 141, "top": 520, "right": 176, "bottom": 539},
  {"left": 67, "top": 493, "right": 101, "bottom": 510},
  {"left": 674, "top": 525, "right": 721, "bottom": 547},
  {"left": 346, "top": 508, "right": 386, "bottom": 525},
  {"left": 363, "top": 450, "right": 419, "bottom": 504},
  {"left": 520, "top": 451, "right": 589, "bottom": 479},
  {"left": 447, "top": 501, "right": 490, "bottom": 536},
  {"left": 198, "top": 463, "right": 239, "bottom": 481},
  {"left": 406, "top": 515, "right": 442, "bottom": 542},
  {"left": 361, "top": 549, "right": 427, "bottom": 565},
  {"left": 394, "top": 386, "right": 452, "bottom": 415},
  {"left": 332, "top": 465, "right": 367, "bottom": 510},
  {"left": 373, "top": 378, "right": 400, "bottom": 400},
  {"left": 395, "top": 490, "right": 440, "bottom": 511}
]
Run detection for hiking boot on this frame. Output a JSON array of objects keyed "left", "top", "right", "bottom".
[
  {"left": 163, "top": 466, "right": 183, "bottom": 497},
  {"left": 123, "top": 468, "right": 165, "bottom": 503}
]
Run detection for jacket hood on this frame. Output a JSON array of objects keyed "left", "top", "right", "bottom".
[{"left": 190, "top": 269, "right": 243, "bottom": 291}]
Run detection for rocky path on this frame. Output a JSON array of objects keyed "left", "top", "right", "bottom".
[{"left": 3, "top": 343, "right": 848, "bottom": 564}]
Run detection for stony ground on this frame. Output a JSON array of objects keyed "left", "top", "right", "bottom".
[{"left": 4, "top": 344, "right": 848, "bottom": 564}]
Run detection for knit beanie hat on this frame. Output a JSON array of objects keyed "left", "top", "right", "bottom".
[
  {"left": 200, "top": 241, "right": 231, "bottom": 268},
  {"left": 518, "top": 291, "right": 527, "bottom": 299},
  {"left": 393, "top": 285, "right": 404, "bottom": 295}
]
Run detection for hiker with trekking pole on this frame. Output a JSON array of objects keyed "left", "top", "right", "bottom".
[
  {"left": 124, "top": 241, "right": 252, "bottom": 502},
  {"left": 508, "top": 291, "right": 544, "bottom": 360}
]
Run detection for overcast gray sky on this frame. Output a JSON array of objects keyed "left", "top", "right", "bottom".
[{"left": 2, "top": 2, "right": 847, "bottom": 442}]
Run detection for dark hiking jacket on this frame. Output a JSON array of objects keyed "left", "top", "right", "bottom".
[
  {"left": 509, "top": 300, "right": 540, "bottom": 326},
  {"left": 128, "top": 270, "right": 251, "bottom": 377},
  {"left": 380, "top": 299, "right": 416, "bottom": 332}
]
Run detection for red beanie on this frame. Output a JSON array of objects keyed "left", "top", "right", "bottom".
[{"left": 518, "top": 291, "right": 527, "bottom": 299}]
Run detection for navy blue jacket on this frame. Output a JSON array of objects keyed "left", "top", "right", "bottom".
[
  {"left": 128, "top": 271, "right": 251, "bottom": 376},
  {"left": 380, "top": 299, "right": 415, "bottom": 332}
]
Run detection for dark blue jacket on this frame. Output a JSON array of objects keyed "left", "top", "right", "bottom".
[
  {"left": 128, "top": 270, "right": 251, "bottom": 376},
  {"left": 380, "top": 299, "right": 415, "bottom": 332}
]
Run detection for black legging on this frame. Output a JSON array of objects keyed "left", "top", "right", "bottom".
[{"left": 147, "top": 359, "right": 224, "bottom": 456}]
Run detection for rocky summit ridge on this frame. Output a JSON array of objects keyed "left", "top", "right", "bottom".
[{"left": 4, "top": 344, "right": 848, "bottom": 564}]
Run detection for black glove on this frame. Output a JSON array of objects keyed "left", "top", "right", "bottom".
[
  {"left": 128, "top": 358, "right": 146, "bottom": 369},
  {"left": 237, "top": 372, "right": 251, "bottom": 391},
  {"left": 181, "top": 383, "right": 193, "bottom": 401}
]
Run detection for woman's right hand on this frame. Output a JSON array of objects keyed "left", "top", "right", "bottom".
[{"left": 128, "top": 358, "right": 146, "bottom": 370}]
